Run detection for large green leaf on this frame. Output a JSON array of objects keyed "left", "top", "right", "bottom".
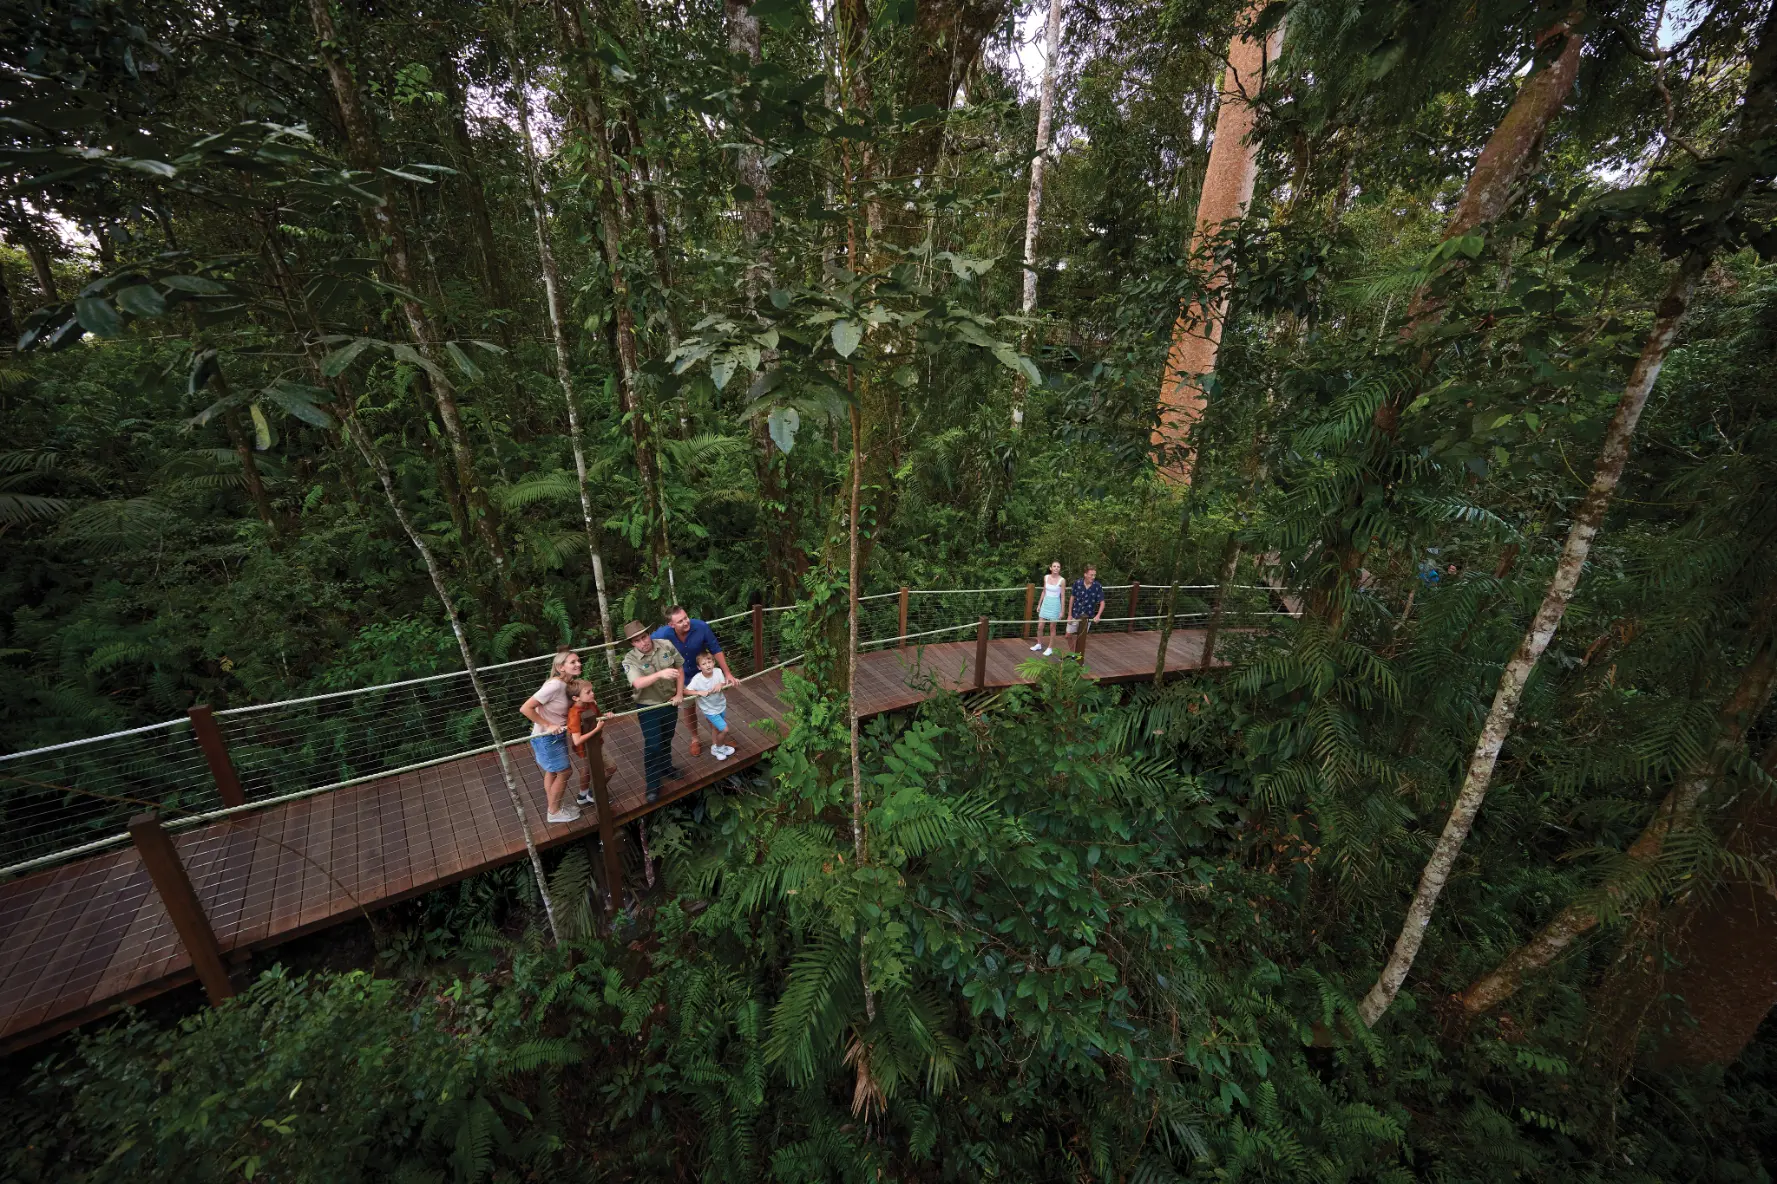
[
  {"left": 73, "top": 297, "right": 122, "bottom": 338},
  {"left": 161, "top": 275, "right": 228, "bottom": 294},
  {"left": 249, "top": 402, "right": 277, "bottom": 451},
  {"left": 767, "top": 406, "right": 800, "bottom": 454},
  {"left": 444, "top": 341, "right": 483, "bottom": 381},
  {"left": 321, "top": 338, "right": 373, "bottom": 377},
  {"left": 991, "top": 344, "right": 1042, "bottom": 386},
  {"left": 831, "top": 319, "right": 862, "bottom": 358},
  {"left": 114, "top": 285, "right": 166, "bottom": 317},
  {"left": 262, "top": 380, "right": 336, "bottom": 428},
  {"left": 711, "top": 352, "right": 737, "bottom": 392},
  {"left": 390, "top": 342, "right": 448, "bottom": 385}
]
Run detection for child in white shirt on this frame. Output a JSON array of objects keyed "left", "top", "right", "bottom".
[{"left": 684, "top": 651, "right": 735, "bottom": 760}]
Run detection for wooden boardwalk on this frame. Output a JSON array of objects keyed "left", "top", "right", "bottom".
[{"left": 0, "top": 627, "right": 1213, "bottom": 1052}]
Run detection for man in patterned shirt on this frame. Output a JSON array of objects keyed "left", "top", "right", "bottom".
[{"left": 1067, "top": 565, "right": 1105, "bottom": 636}]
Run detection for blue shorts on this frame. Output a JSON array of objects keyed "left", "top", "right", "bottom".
[
  {"left": 702, "top": 711, "right": 728, "bottom": 732},
  {"left": 529, "top": 733, "right": 570, "bottom": 773}
]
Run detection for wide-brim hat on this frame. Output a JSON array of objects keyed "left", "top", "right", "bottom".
[{"left": 621, "top": 620, "right": 651, "bottom": 643}]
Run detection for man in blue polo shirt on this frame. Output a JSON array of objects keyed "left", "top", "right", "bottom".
[
  {"left": 652, "top": 606, "right": 738, "bottom": 758},
  {"left": 1068, "top": 565, "right": 1105, "bottom": 640}
]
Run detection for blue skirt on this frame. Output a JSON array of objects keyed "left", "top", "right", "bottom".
[
  {"left": 530, "top": 732, "right": 570, "bottom": 773},
  {"left": 1038, "top": 589, "right": 1063, "bottom": 622}
]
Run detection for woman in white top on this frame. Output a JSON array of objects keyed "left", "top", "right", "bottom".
[
  {"left": 521, "top": 649, "right": 582, "bottom": 824},
  {"left": 1032, "top": 561, "right": 1065, "bottom": 656}
]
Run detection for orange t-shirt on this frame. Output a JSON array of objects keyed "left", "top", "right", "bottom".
[{"left": 566, "top": 701, "right": 599, "bottom": 756}]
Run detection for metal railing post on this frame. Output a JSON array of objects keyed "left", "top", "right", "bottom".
[
  {"left": 974, "top": 616, "right": 989, "bottom": 690},
  {"left": 1127, "top": 582, "right": 1141, "bottom": 632},
  {"left": 1024, "top": 583, "right": 1034, "bottom": 639},
  {"left": 188, "top": 705, "right": 246, "bottom": 809},
  {"left": 898, "top": 586, "right": 910, "bottom": 649},
  {"left": 588, "top": 730, "right": 625, "bottom": 916},
  {"left": 752, "top": 604, "right": 765, "bottom": 675},
  {"left": 129, "top": 813, "right": 235, "bottom": 1006}
]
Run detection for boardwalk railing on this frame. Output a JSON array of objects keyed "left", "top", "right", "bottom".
[{"left": 0, "top": 582, "right": 1294, "bottom": 881}]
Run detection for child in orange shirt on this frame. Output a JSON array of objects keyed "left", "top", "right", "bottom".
[{"left": 567, "top": 679, "right": 618, "bottom": 808}]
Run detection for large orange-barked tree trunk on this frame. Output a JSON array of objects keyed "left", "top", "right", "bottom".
[{"left": 1152, "top": 2, "right": 1282, "bottom": 483}]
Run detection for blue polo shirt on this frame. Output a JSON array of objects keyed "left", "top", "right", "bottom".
[{"left": 652, "top": 619, "right": 724, "bottom": 679}]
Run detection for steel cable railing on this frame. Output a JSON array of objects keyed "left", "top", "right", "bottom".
[{"left": 0, "top": 582, "right": 1299, "bottom": 880}]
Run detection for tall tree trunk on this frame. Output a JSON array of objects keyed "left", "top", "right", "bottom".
[
  {"left": 306, "top": 0, "right": 514, "bottom": 610},
  {"left": 0, "top": 255, "right": 16, "bottom": 350},
  {"left": 343, "top": 413, "right": 559, "bottom": 944},
  {"left": 23, "top": 239, "right": 56, "bottom": 302},
  {"left": 437, "top": 46, "right": 509, "bottom": 321},
  {"left": 848, "top": 397, "right": 873, "bottom": 1023},
  {"left": 1200, "top": 537, "right": 1242, "bottom": 669},
  {"left": 1648, "top": 739, "right": 1777, "bottom": 1068},
  {"left": 622, "top": 108, "right": 679, "bottom": 343},
  {"left": 1011, "top": 0, "right": 1062, "bottom": 430},
  {"left": 726, "top": 0, "right": 802, "bottom": 604},
  {"left": 552, "top": 0, "right": 672, "bottom": 592},
  {"left": 1358, "top": 3, "right": 1777, "bottom": 1027},
  {"left": 1018, "top": 0, "right": 1062, "bottom": 317},
  {"left": 253, "top": 197, "right": 558, "bottom": 939},
  {"left": 1385, "top": 9, "right": 1586, "bottom": 395},
  {"left": 1312, "top": 12, "right": 1585, "bottom": 634},
  {"left": 1459, "top": 611, "right": 1777, "bottom": 1018},
  {"left": 1152, "top": 2, "right": 1284, "bottom": 483},
  {"left": 1356, "top": 254, "right": 1706, "bottom": 1027},
  {"left": 90, "top": 223, "right": 115, "bottom": 272},
  {"left": 509, "top": 22, "right": 617, "bottom": 661},
  {"left": 224, "top": 411, "right": 278, "bottom": 533}
]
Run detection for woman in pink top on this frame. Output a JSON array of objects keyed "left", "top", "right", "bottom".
[{"left": 521, "top": 650, "right": 582, "bottom": 824}]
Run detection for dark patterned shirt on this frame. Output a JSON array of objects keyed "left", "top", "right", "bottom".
[{"left": 1070, "top": 578, "right": 1105, "bottom": 619}]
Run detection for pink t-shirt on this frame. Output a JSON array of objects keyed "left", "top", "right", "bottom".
[{"left": 529, "top": 677, "right": 570, "bottom": 736}]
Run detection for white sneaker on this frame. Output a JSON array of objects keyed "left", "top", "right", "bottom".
[
  {"left": 714, "top": 747, "right": 730, "bottom": 761},
  {"left": 1029, "top": 642, "right": 1043, "bottom": 651},
  {"left": 1043, "top": 646, "right": 1053, "bottom": 656},
  {"left": 547, "top": 806, "right": 582, "bottom": 824}
]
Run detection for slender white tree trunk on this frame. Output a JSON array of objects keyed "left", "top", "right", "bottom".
[
  {"left": 1019, "top": 0, "right": 1062, "bottom": 317},
  {"left": 1011, "top": 0, "right": 1063, "bottom": 431},
  {"left": 1357, "top": 254, "right": 1705, "bottom": 1027},
  {"left": 848, "top": 400, "right": 875, "bottom": 1022},
  {"left": 343, "top": 416, "right": 560, "bottom": 944},
  {"left": 509, "top": 28, "right": 616, "bottom": 664}
]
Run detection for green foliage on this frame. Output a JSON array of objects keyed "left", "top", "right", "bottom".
[{"left": 4, "top": 0, "right": 1777, "bottom": 1179}]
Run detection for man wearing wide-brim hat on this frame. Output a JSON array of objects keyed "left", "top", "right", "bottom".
[{"left": 621, "top": 619, "right": 685, "bottom": 803}]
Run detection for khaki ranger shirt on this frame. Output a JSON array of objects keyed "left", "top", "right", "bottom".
[{"left": 623, "top": 642, "right": 682, "bottom": 706}]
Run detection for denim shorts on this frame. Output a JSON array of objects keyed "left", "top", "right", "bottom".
[
  {"left": 703, "top": 711, "right": 728, "bottom": 732},
  {"left": 530, "top": 732, "right": 570, "bottom": 773}
]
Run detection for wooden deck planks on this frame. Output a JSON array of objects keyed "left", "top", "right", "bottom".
[
  {"left": 1, "top": 627, "right": 1225, "bottom": 1051},
  {"left": 3, "top": 854, "right": 143, "bottom": 1034},
  {"left": 230, "top": 793, "right": 292, "bottom": 950},
  {"left": 197, "top": 818, "right": 266, "bottom": 953},
  {"left": 0, "top": 860, "right": 97, "bottom": 1032},
  {"left": 51, "top": 856, "right": 157, "bottom": 1021}
]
